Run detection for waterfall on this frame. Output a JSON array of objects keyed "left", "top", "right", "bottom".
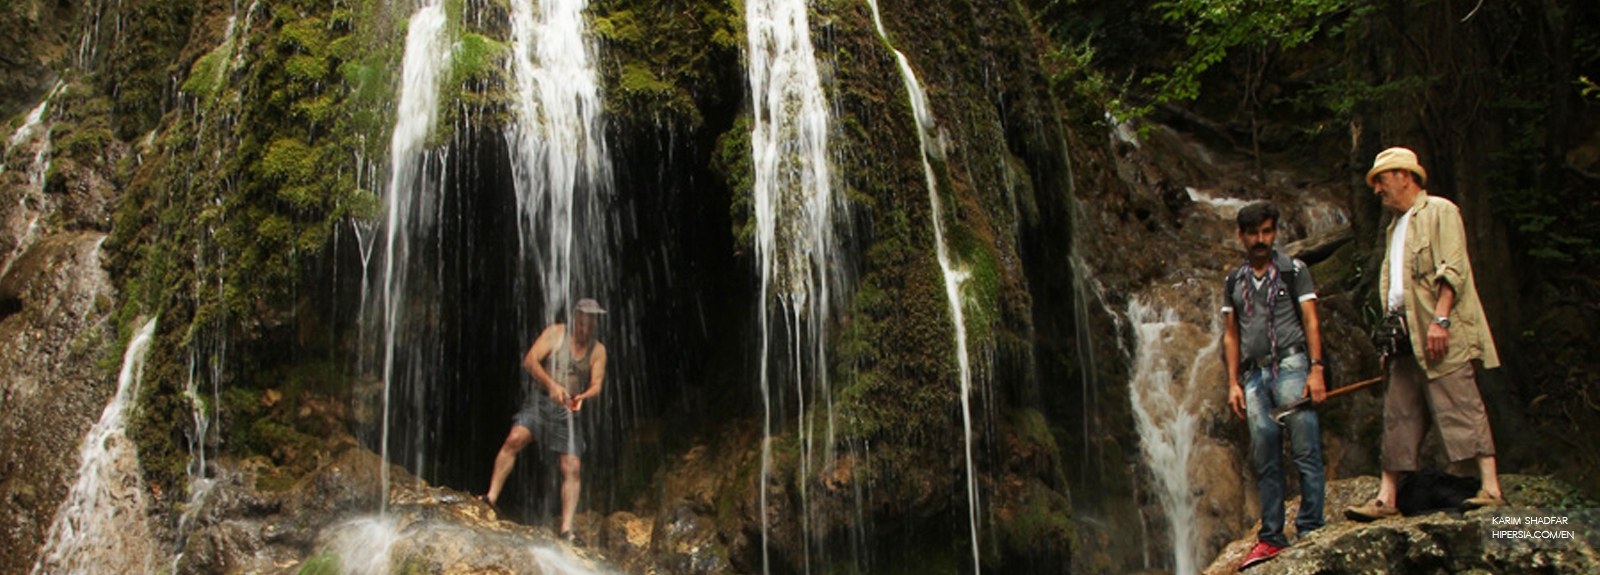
[
  {"left": 5, "top": 85, "right": 59, "bottom": 152},
  {"left": 31, "top": 319, "right": 160, "bottom": 575},
  {"left": 2, "top": 83, "right": 64, "bottom": 279},
  {"left": 745, "top": 0, "right": 840, "bottom": 571},
  {"left": 1126, "top": 297, "right": 1219, "bottom": 575},
  {"left": 506, "top": 0, "right": 613, "bottom": 323},
  {"left": 378, "top": 0, "right": 450, "bottom": 509},
  {"left": 865, "top": 2, "right": 982, "bottom": 572}
]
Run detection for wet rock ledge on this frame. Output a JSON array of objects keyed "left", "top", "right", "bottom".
[
  {"left": 1203, "top": 476, "right": 1600, "bottom": 575},
  {"left": 176, "top": 438, "right": 605, "bottom": 575}
]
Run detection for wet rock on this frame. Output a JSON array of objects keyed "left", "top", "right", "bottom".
[
  {"left": 174, "top": 445, "right": 611, "bottom": 575},
  {"left": 0, "top": 231, "right": 118, "bottom": 575},
  {"left": 602, "top": 510, "right": 652, "bottom": 558},
  {"left": 654, "top": 503, "right": 732, "bottom": 575},
  {"left": 1202, "top": 475, "right": 1600, "bottom": 574}
]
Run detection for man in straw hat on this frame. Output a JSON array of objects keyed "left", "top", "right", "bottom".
[
  {"left": 484, "top": 298, "right": 609, "bottom": 545},
  {"left": 1346, "top": 148, "right": 1505, "bottom": 522}
]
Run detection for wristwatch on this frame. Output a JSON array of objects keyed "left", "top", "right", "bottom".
[{"left": 1433, "top": 316, "right": 1451, "bottom": 329}]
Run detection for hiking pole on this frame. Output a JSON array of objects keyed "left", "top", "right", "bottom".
[{"left": 1271, "top": 375, "right": 1384, "bottom": 424}]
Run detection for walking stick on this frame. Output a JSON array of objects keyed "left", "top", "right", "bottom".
[{"left": 1271, "top": 374, "right": 1384, "bottom": 424}]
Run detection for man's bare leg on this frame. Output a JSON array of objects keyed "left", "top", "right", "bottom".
[
  {"left": 558, "top": 454, "right": 582, "bottom": 533},
  {"left": 1478, "top": 455, "right": 1501, "bottom": 497},
  {"left": 488, "top": 426, "right": 533, "bottom": 504},
  {"left": 1376, "top": 469, "right": 1401, "bottom": 506}
]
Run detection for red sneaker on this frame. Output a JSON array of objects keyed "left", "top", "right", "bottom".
[{"left": 1239, "top": 541, "right": 1285, "bottom": 570}]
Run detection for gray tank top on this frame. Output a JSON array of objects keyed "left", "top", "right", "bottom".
[{"left": 550, "top": 330, "right": 594, "bottom": 395}]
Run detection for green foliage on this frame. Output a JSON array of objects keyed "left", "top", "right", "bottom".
[
  {"left": 1043, "top": 36, "right": 1146, "bottom": 125},
  {"left": 1148, "top": 0, "right": 1346, "bottom": 103},
  {"left": 1485, "top": 67, "right": 1600, "bottom": 265},
  {"left": 1279, "top": 75, "right": 1432, "bottom": 122},
  {"left": 1582, "top": 76, "right": 1600, "bottom": 100}
]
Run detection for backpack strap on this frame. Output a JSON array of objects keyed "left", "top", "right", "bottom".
[
  {"left": 1273, "top": 251, "right": 1308, "bottom": 326},
  {"left": 1224, "top": 264, "right": 1247, "bottom": 317}
]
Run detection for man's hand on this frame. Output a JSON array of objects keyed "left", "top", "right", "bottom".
[
  {"left": 549, "top": 385, "right": 572, "bottom": 408},
  {"left": 1304, "top": 368, "right": 1327, "bottom": 404},
  {"left": 1426, "top": 323, "right": 1450, "bottom": 361},
  {"left": 1228, "top": 384, "right": 1246, "bottom": 419},
  {"left": 568, "top": 392, "right": 590, "bottom": 412}
]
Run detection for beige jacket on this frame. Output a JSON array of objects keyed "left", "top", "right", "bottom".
[{"left": 1379, "top": 191, "right": 1501, "bottom": 378}]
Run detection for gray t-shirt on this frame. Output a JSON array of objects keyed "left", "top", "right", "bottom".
[{"left": 1221, "top": 253, "right": 1317, "bottom": 362}]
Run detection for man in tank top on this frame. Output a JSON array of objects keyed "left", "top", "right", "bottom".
[
  {"left": 1221, "top": 202, "right": 1327, "bottom": 570},
  {"left": 484, "top": 298, "right": 608, "bottom": 545}
]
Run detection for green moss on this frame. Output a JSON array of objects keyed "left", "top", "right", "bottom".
[
  {"left": 714, "top": 115, "right": 755, "bottom": 251},
  {"left": 105, "top": 0, "right": 409, "bottom": 502},
  {"left": 278, "top": 18, "right": 330, "bottom": 54},
  {"left": 995, "top": 483, "right": 1075, "bottom": 558},
  {"left": 591, "top": 0, "right": 744, "bottom": 127},
  {"left": 450, "top": 33, "right": 505, "bottom": 86},
  {"left": 619, "top": 63, "right": 674, "bottom": 96},
  {"left": 182, "top": 50, "right": 228, "bottom": 100},
  {"left": 297, "top": 553, "right": 342, "bottom": 575}
]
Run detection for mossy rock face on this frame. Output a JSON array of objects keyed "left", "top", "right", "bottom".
[
  {"left": 590, "top": 0, "right": 744, "bottom": 130},
  {"left": 99, "top": 0, "right": 413, "bottom": 500}
]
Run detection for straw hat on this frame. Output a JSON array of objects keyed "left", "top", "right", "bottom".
[
  {"left": 1366, "top": 147, "right": 1428, "bottom": 187},
  {"left": 575, "top": 298, "right": 607, "bottom": 315}
]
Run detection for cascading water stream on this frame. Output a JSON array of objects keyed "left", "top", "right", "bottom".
[
  {"left": 379, "top": 0, "right": 450, "bottom": 511},
  {"left": 864, "top": 3, "right": 982, "bottom": 571},
  {"left": 1126, "top": 297, "right": 1219, "bottom": 575},
  {"left": 31, "top": 318, "right": 160, "bottom": 575},
  {"left": 506, "top": 0, "right": 613, "bottom": 323},
  {"left": 745, "top": 0, "right": 840, "bottom": 571},
  {"left": 2, "top": 83, "right": 65, "bottom": 280}
]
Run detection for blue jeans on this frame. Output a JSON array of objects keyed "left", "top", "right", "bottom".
[{"left": 1243, "top": 352, "right": 1325, "bottom": 547}]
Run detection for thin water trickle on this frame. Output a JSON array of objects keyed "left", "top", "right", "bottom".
[
  {"left": 5, "top": 85, "right": 60, "bottom": 153},
  {"left": 379, "top": 0, "right": 451, "bottom": 512},
  {"left": 745, "top": 0, "right": 840, "bottom": 571},
  {"left": 865, "top": 2, "right": 982, "bottom": 571},
  {"left": 31, "top": 318, "right": 160, "bottom": 575}
]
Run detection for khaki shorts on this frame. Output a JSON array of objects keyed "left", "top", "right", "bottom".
[{"left": 1381, "top": 359, "right": 1496, "bottom": 471}]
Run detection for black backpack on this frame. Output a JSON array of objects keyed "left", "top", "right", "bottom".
[{"left": 1396, "top": 469, "right": 1481, "bottom": 516}]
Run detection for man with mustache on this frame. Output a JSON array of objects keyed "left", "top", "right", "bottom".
[
  {"left": 1346, "top": 147, "right": 1504, "bottom": 522},
  {"left": 1222, "top": 202, "right": 1327, "bottom": 569}
]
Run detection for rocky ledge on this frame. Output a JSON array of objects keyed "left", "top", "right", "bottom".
[
  {"left": 175, "top": 438, "right": 605, "bottom": 575},
  {"left": 1203, "top": 475, "right": 1600, "bottom": 575}
]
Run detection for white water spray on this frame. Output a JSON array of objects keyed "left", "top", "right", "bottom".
[
  {"left": 746, "top": 0, "right": 839, "bottom": 571},
  {"left": 322, "top": 515, "right": 613, "bottom": 575},
  {"left": 32, "top": 318, "right": 159, "bottom": 575},
  {"left": 1126, "top": 297, "right": 1217, "bottom": 575},
  {"left": 380, "top": 1, "right": 451, "bottom": 511},
  {"left": 506, "top": 0, "right": 612, "bottom": 322},
  {"left": 865, "top": 2, "right": 983, "bottom": 571}
]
